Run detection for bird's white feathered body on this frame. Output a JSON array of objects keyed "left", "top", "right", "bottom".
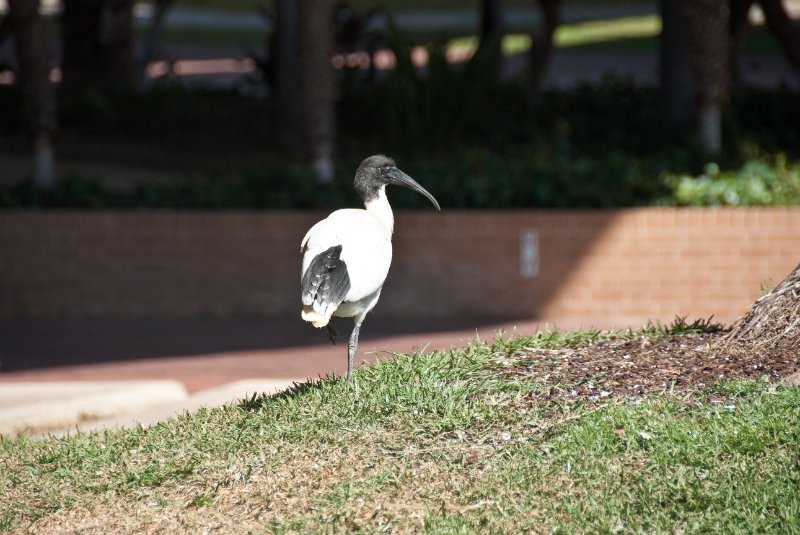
[
  {"left": 301, "top": 191, "right": 394, "bottom": 327},
  {"left": 299, "top": 154, "right": 440, "bottom": 380}
]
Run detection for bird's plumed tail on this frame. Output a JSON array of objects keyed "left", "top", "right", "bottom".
[
  {"left": 301, "top": 306, "right": 330, "bottom": 328},
  {"left": 301, "top": 245, "right": 351, "bottom": 327}
]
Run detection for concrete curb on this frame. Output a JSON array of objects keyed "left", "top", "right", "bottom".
[{"left": 0, "top": 381, "right": 188, "bottom": 437}]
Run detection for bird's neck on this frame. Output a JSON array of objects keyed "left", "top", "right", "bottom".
[{"left": 364, "top": 187, "right": 394, "bottom": 236}]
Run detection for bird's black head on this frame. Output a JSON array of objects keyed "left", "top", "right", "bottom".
[{"left": 354, "top": 155, "right": 440, "bottom": 210}]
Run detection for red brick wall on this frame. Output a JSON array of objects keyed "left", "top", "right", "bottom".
[{"left": 1, "top": 209, "right": 798, "bottom": 325}]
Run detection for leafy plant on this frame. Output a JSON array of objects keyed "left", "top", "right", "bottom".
[{"left": 665, "top": 152, "right": 800, "bottom": 206}]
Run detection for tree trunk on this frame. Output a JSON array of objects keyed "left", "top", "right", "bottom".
[
  {"left": 474, "top": 0, "right": 504, "bottom": 77},
  {"left": 297, "top": 0, "right": 336, "bottom": 182},
  {"left": 7, "top": 0, "right": 57, "bottom": 192},
  {"left": 683, "top": 0, "right": 731, "bottom": 154},
  {"left": 136, "top": 0, "right": 175, "bottom": 90},
  {"left": 273, "top": 0, "right": 302, "bottom": 152},
  {"left": 660, "top": 0, "right": 694, "bottom": 126},
  {"left": 529, "top": 0, "right": 560, "bottom": 92},
  {"left": 103, "top": 0, "right": 135, "bottom": 86},
  {"left": 61, "top": 0, "right": 134, "bottom": 96},
  {"left": 61, "top": 0, "right": 104, "bottom": 93},
  {"left": 720, "top": 262, "right": 800, "bottom": 353},
  {"left": 729, "top": 0, "right": 755, "bottom": 90},
  {"left": 480, "top": 0, "right": 504, "bottom": 43},
  {"left": 759, "top": 0, "right": 800, "bottom": 73}
]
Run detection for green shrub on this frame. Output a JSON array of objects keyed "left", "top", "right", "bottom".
[
  {"left": 392, "top": 148, "right": 673, "bottom": 208},
  {"left": 2, "top": 77, "right": 800, "bottom": 209},
  {"left": 664, "top": 152, "right": 800, "bottom": 206},
  {"left": 4, "top": 150, "right": 799, "bottom": 209}
]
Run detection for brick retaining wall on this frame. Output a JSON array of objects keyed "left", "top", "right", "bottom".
[{"left": 1, "top": 209, "right": 798, "bottom": 326}]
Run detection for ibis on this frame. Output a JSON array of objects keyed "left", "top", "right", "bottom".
[{"left": 300, "top": 155, "right": 441, "bottom": 380}]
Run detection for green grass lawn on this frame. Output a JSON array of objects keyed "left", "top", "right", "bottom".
[{"left": 1, "top": 326, "right": 798, "bottom": 533}]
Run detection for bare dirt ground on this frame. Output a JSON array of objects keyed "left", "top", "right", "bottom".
[{"left": 506, "top": 332, "right": 800, "bottom": 406}]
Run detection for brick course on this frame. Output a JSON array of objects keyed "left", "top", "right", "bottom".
[{"left": 1, "top": 209, "right": 798, "bottom": 325}]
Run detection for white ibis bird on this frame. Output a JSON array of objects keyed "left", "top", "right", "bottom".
[{"left": 300, "top": 155, "right": 441, "bottom": 380}]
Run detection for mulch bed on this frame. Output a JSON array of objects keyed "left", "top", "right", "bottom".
[{"left": 506, "top": 332, "right": 800, "bottom": 406}]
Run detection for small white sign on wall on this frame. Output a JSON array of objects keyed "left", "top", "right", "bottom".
[{"left": 520, "top": 228, "right": 539, "bottom": 278}]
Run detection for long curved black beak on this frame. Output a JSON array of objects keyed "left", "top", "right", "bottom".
[{"left": 386, "top": 168, "right": 441, "bottom": 210}]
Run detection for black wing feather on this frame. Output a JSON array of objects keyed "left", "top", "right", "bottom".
[{"left": 301, "top": 245, "right": 351, "bottom": 310}]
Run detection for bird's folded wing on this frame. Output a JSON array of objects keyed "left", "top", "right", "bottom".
[{"left": 301, "top": 245, "right": 351, "bottom": 316}]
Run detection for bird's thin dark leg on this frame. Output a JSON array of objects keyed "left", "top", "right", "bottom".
[
  {"left": 325, "top": 321, "right": 338, "bottom": 345},
  {"left": 347, "top": 321, "right": 361, "bottom": 380}
]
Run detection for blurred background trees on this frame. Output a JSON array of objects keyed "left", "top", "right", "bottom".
[
  {"left": 297, "top": 0, "right": 336, "bottom": 181},
  {"left": 529, "top": 0, "right": 560, "bottom": 91},
  {"left": 6, "top": 0, "right": 56, "bottom": 192},
  {"left": 60, "top": 0, "right": 136, "bottom": 95},
  {"left": 1, "top": 0, "right": 799, "bottom": 206},
  {"left": 682, "top": 0, "right": 730, "bottom": 153}
]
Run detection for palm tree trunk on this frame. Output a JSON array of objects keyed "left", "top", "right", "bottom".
[
  {"left": 7, "top": 0, "right": 57, "bottom": 192},
  {"left": 273, "top": 0, "right": 301, "bottom": 152},
  {"left": 475, "top": 0, "right": 504, "bottom": 77},
  {"left": 660, "top": 0, "right": 693, "bottom": 126},
  {"left": 529, "top": 0, "right": 560, "bottom": 92},
  {"left": 729, "top": 0, "right": 755, "bottom": 91},
  {"left": 136, "top": 0, "right": 175, "bottom": 90},
  {"left": 61, "top": 0, "right": 134, "bottom": 95},
  {"left": 103, "top": 0, "right": 135, "bottom": 87},
  {"left": 720, "top": 262, "right": 800, "bottom": 353},
  {"left": 683, "top": 0, "right": 731, "bottom": 153},
  {"left": 297, "top": 0, "right": 336, "bottom": 182}
]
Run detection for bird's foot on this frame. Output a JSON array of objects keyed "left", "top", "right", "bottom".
[{"left": 325, "top": 323, "right": 338, "bottom": 345}]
